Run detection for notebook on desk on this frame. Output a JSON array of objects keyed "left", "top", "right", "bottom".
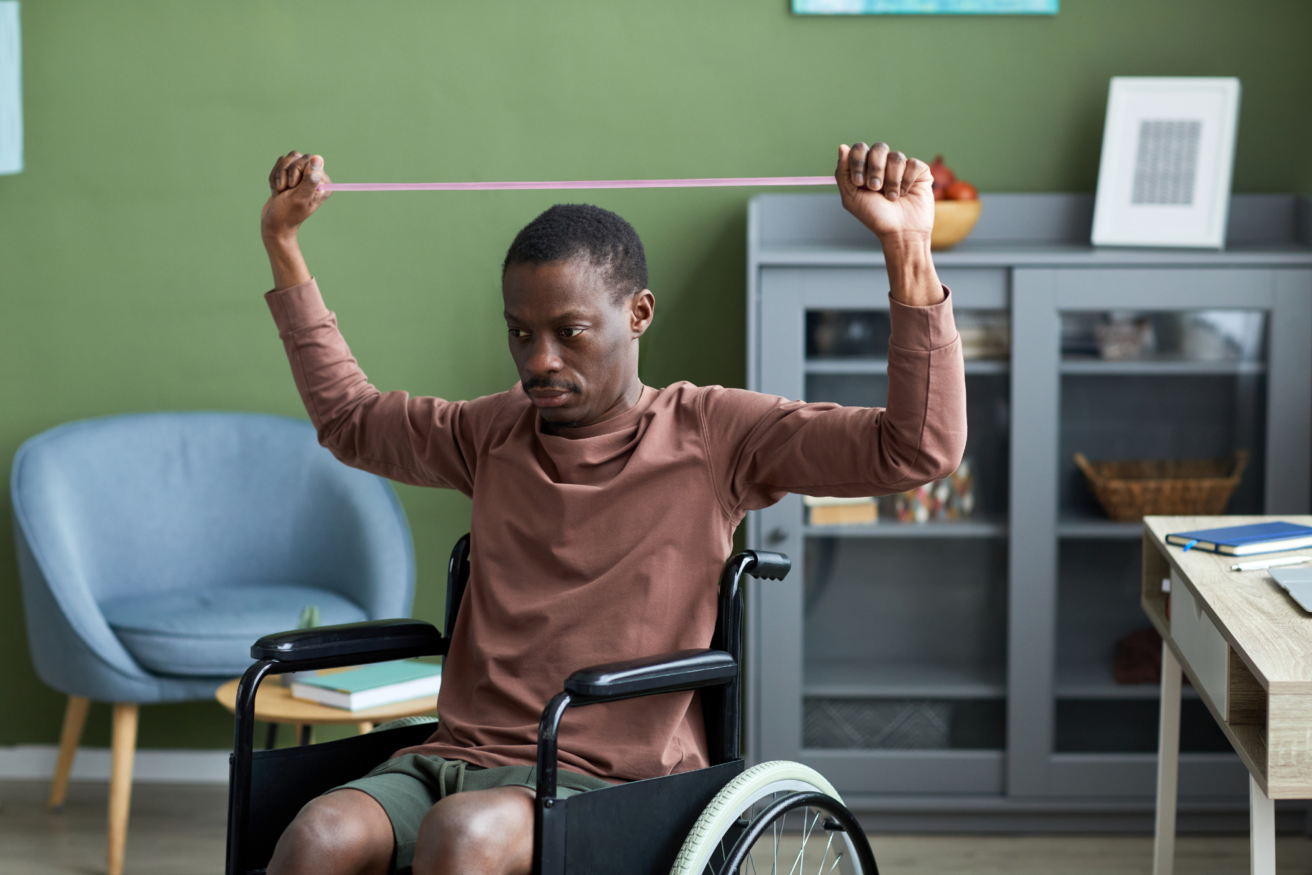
[{"left": 1165, "top": 521, "right": 1312, "bottom": 556}]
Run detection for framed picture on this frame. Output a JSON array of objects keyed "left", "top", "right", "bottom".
[
  {"left": 1091, "top": 77, "right": 1241, "bottom": 249},
  {"left": 0, "top": 0, "right": 20, "bottom": 175},
  {"left": 792, "top": 0, "right": 1057, "bottom": 13}
]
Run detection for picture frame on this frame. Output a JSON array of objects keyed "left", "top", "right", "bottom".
[
  {"left": 1091, "top": 77, "right": 1241, "bottom": 250},
  {"left": 0, "top": 0, "right": 21, "bottom": 175},
  {"left": 792, "top": 0, "right": 1057, "bottom": 13}
]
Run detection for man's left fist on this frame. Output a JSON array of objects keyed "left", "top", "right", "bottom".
[{"left": 835, "top": 142, "right": 935, "bottom": 246}]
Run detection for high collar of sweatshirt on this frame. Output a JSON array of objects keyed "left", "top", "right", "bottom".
[{"left": 528, "top": 384, "right": 659, "bottom": 484}]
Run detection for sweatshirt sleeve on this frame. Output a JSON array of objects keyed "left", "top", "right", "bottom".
[
  {"left": 701, "top": 289, "right": 967, "bottom": 516},
  {"left": 265, "top": 279, "right": 482, "bottom": 495}
]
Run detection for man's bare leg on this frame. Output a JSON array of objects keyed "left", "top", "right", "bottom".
[
  {"left": 267, "top": 789, "right": 394, "bottom": 875},
  {"left": 411, "top": 786, "right": 535, "bottom": 875}
]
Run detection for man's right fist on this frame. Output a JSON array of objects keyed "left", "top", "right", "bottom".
[{"left": 260, "top": 151, "right": 332, "bottom": 242}]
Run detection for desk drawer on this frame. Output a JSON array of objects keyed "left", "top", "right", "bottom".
[{"left": 1169, "top": 571, "right": 1229, "bottom": 708}]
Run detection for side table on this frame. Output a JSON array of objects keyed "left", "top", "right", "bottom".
[{"left": 216, "top": 674, "right": 437, "bottom": 747}]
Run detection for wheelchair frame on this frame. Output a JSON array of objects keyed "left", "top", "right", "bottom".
[{"left": 223, "top": 537, "right": 796, "bottom": 874}]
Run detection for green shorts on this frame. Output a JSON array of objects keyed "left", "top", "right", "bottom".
[{"left": 333, "top": 754, "right": 612, "bottom": 873}]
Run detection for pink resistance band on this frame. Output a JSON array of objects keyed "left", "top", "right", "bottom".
[{"left": 318, "top": 175, "right": 835, "bottom": 193}]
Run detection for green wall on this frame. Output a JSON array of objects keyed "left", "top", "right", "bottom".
[{"left": 2, "top": 0, "right": 1310, "bottom": 751}]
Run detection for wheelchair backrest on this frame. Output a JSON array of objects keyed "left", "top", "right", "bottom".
[
  {"left": 440, "top": 534, "right": 786, "bottom": 767},
  {"left": 444, "top": 534, "right": 472, "bottom": 640}
]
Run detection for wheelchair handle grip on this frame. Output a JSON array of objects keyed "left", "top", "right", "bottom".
[{"left": 745, "top": 550, "right": 791, "bottom": 580}]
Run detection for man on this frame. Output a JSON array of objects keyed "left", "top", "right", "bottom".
[{"left": 259, "top": 144, "right": 966, "bottom": 875}]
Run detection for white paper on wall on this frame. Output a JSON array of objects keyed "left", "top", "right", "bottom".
[{"left": 0, "top": 1, "right": 21, "bottom": 175}]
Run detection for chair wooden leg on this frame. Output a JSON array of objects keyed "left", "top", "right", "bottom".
[
  {"left": 356, "top": 721, "right": 374, "bottom": 734},
  {"left": 107, "top": 703, "right": 138, "bottom": 875},
  {"left": 48, "top": 695, "right": 90, "bottom": 811}
]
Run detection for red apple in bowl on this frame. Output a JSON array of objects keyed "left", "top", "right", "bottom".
[
  {"left": 929, "top": 155, "right": 956, "bottom": 201},
  {"left": 945, "top": 180, "right": 978, "bottom": 201}
]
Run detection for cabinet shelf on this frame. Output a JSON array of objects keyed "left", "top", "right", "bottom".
[
  {"left": 806, "top": 660, "right": 1006, "bottom": 699},
  {"left": 1057, "top": 517, "right": 1143, "bottom": 539},
  {"left": 806, "top": 358, "right": 1008, "bottom": 376},
  {"left": 1056, "top": 659, "right": 1199, "bottom": 700},
  {"left": 1060, "top": 357, "right": 1266, "bottom": 376},
  {"left": 804, "top": 517, "right": 1007, "bottom": 539}
]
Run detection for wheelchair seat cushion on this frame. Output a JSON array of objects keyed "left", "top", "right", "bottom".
[{"left": 101, "top": 584, "right": 368, "bottom": 676}]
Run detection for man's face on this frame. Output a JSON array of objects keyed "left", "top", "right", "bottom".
[{"left": 502, "top": 258, "right": 653, "bottom": 428}]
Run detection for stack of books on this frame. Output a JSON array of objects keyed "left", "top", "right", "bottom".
[
  {"left": 290, "top": 659, "right": 443, "bottom": 711},
  {"left": 804, "top": 495, "right": 877, "bottom": 526}
]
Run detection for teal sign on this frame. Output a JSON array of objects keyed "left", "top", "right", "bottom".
[{"left": 794, "top": 0, "right": 1058, "bottom": 13}]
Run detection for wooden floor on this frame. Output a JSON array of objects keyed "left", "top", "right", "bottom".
[{"left": 5, "top": 780, "right": 1312, "bottom": 874}]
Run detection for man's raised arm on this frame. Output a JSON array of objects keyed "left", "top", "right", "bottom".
[
  {"left": 703, "top": 143, "right": 966, "bottom": 514},
  {"left": 258, "top": 152, "right": 481, "bottom": 494},
  {"left": 836, "top": 142, "right": 944, "bottom": 308},
  {"left": 262, "top": 151, "right": 328, "bottom": 290}
]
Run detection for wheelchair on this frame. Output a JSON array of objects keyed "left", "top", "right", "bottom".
[{"left": 225, "top": 536, "right": 879, "bottom": 874}]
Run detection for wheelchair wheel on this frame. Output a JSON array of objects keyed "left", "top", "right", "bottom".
[{"left": 670, "top": 761, "right": 877, "bottom": 875}]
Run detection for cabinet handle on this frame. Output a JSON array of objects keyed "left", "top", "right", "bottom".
[{"left": 766, "top": 527, "right": 788, "bottom": 545}]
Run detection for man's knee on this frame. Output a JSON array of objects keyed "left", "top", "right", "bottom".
[
  {"left": 413, "top": 787, "right": 534, "bottom": 874},
  {"left": 268, "top": 789, "right": 393, "bottom": 875}
]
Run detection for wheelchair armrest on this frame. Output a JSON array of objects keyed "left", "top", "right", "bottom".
[
  {"left": 250, "top": 619, "right": 446, "bottom": 667},
  {"left": 564, "top": 648, "right": 737, "bottom": 702},
  {"left": 535, "top": 648, "right": 736, "bottom": 809}
]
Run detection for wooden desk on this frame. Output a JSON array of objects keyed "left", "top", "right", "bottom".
[{"left": 1143, "top": 515, "right": 1312, "bottom": 875}]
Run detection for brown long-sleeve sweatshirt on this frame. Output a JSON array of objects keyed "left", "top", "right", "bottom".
[{"left": 266, "top": 278, "right": 966, "bottom": 784}]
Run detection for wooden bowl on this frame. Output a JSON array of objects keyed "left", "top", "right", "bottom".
[{"left": 931, "top": 199, "right": 982, "bottom": 251}]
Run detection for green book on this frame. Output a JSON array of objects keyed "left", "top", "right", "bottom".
[{"left": 290, "top": 660, "right": 442, "bottom": 712}]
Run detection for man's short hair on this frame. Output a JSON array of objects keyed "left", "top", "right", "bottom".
[{"left": 502, "top": 204, "right": 648, "bottom": 304}]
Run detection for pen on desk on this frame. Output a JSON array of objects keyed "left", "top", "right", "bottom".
[{"left": 1230, "top": 556, "right": 1312, "bottom": 572}]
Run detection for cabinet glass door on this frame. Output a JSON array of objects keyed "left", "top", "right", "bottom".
[
  {"left": 1054, "top": 309, "right": 1265, "bottom": 755},
  {"left": 800, "top": 307, "right": 1010, "bottom": 756}
]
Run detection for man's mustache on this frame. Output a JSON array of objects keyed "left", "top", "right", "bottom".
[{"left": 522, "top": 377, "right": 582, "bottom": 394}]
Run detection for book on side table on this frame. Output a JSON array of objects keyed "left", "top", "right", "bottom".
[{"left": 291, "top": 659, "right": 442, "bottom": 711}]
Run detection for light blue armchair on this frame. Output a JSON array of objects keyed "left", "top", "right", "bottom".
[{"left": 10, "top": 412, "right": 414, "bottom": 875}]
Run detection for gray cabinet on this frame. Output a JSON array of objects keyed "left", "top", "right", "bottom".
[{"left": 745, "top": 193, "right": 1312, "bottom": 829}]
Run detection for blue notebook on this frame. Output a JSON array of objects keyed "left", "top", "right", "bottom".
[{"left": 1165, "top": 521, "right": 1312, "bottom": 556}]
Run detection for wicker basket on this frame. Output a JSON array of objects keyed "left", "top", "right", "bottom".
[{"left": 1073, "top": 450, "right": 1249, "bottom": 521}]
